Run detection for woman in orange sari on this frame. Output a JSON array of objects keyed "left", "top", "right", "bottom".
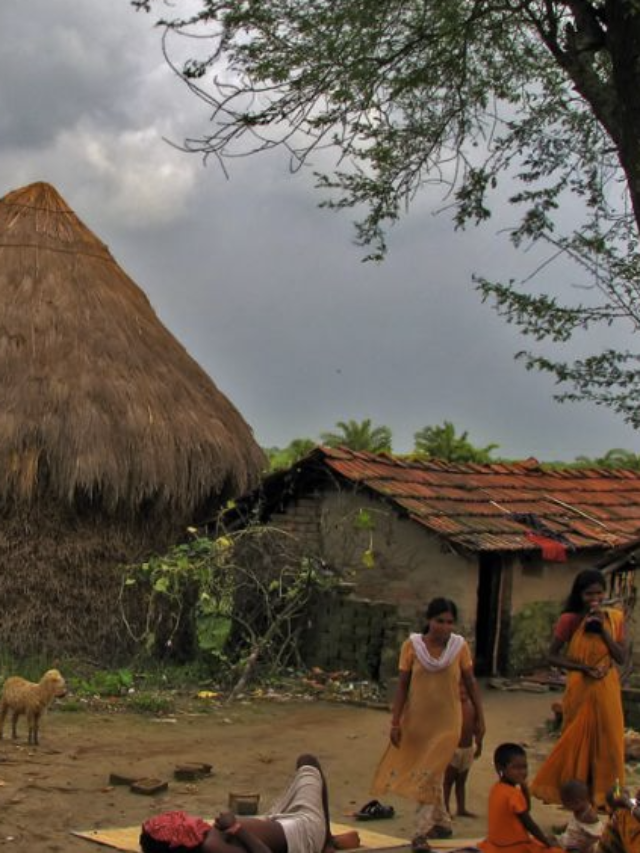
[{"left": 531, "top": 569, "right": 628, "bottom": 808}]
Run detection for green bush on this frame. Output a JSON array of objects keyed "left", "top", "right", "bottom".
[
  {"left": 57, "top": 699, "right": 83, "bottom": 712},
  {"left": 126, "top": 692, "right": 174, "bottom": 715},
  {"left": 71, "top": 668, "right": 134, "bottom": 697},
  {"left": 508, "top": 601, "right": 561, "bottom": 674}
]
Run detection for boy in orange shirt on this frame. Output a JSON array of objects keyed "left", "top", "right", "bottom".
[{"left": 480, "top": 743, "right": 563, "bottom": 853}]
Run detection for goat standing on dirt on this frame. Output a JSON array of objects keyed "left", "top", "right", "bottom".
[{"left": 0, "top": 668, "right": 66, "bottom": 745}]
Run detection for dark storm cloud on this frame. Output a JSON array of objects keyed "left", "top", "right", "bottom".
[{"left": 0, "top": 3, "right": 151, "bottom": 147}]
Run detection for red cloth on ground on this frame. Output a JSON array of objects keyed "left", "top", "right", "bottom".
[{"left": 142, "top": 811, "right": 212, "bottom": 849}]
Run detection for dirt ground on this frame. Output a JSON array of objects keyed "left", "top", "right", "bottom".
[{"left": 0, "top": 686, "right": 578, "bottom": 852}]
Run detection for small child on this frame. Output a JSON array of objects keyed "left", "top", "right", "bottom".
[
  {"left": 479, "top": 743, "right": 563, "bottom": 853},
  {"left": 600, "top": 783, "right": 640, "bottom": 853},
  {"left": 444, "top": 682, "right": 481, "bottom": 818},
  {"left": 556, "top": 779, "right": 603, "bottom": 853}
]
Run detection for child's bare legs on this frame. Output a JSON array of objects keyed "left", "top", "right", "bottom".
[
  {"left": 443, "top": 765, "right": 457, "bottom": 815},
  {"left": 454, "top": 769, "right": 476, "bottom": 817}
]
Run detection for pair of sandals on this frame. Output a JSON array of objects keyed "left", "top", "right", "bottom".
[{"left": 354, "top": 799, "right": 395, "bottom": 821}]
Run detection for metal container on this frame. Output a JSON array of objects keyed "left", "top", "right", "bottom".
[{"left": 228, "top": 792, "right": 260, "bottom": 815}]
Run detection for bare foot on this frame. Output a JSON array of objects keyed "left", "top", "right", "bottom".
[{"left": 457, "top": 810, "right": 477, "bottom": 818}]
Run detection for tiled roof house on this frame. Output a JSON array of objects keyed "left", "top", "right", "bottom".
[{"left": 229, "top": 447, "right": 640, "bottom": 675}]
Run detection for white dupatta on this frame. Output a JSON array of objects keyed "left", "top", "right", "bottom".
[{"left": 409, "top": 631, "right": 465, "bottom": 672}]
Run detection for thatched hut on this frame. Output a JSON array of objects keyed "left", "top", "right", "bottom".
[{"left": 0, "top": 181, "right": 265, "bottom": 659}]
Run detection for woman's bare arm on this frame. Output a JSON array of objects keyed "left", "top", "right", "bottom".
[
  {"left": 599, "top": 615, "right": 628, "bottom": 666},
  {"left": 548, "top": 636, "right": 595, "bottom": 674},
  {"left": 389, "top": 670, "right": 411, "bottom": 747},
  {"left": 517, "top": 810, "right": 555, "bottom": 848}
]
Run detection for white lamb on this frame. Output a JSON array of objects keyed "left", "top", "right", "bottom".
[{"left": 0, "top": 668, "right": 67, "bottom": 745}]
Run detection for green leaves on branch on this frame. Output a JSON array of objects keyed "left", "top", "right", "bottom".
[
  {"left": 134, "top": 0, "right": 640, "bottom": 424},
  {"left": 121, "top": 526, "right": 335, "bottom": 686}
]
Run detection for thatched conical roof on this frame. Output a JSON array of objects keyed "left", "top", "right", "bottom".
[{"left": 0, "top": 181, "right": 265, "bottom": 519}]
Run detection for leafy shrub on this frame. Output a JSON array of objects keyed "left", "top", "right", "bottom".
[
  {"left": 508, "top": 601, "right": 561, "bottom": 674},
  {"left": 72, "top": 668, "right": 134, "bottom": 697},
  {"left": 126, "top": 692, "right": 174, "bottom": 715},
  {"left": 57, "top": 699, "right": 82, "bottom": 712}
]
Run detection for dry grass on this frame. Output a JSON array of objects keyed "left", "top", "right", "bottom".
[
  {"left": 0, "top": 181, "right": 265, "bottom": 517},
  {"left": 0, "top": 181, "right": 266, "bottom": 658}
]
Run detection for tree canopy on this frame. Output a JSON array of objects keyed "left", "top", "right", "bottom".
[
  {"left": 134, "top": 0, "right": 640, "bottom": 426},
  {"left": 573, "top": 448, "right": 640, "bottom": 470},
  {"left": 264, "top": 438, "right": 316, "bottom": 471},
  {"left": 320, "top": 419, "right": 392, "bottom": 453},
  {"left": 413, "top": 421, "right": 499, "bottom": 463}
]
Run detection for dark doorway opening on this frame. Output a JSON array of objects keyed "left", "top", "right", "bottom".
[{"left": 475, "top": 553, "right": 503, "bottom": 675}]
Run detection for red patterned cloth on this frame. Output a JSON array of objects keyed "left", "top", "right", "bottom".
[{"left": 142, "top": 811, "right": 212, "bottom": 849}]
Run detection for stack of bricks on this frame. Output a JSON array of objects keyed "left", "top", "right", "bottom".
[{"left": 301, "top": 592, "right": 399, "bottom": 681}]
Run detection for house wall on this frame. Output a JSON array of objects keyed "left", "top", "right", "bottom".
[
  {"left": 267, "top": 488, "right": 635, "bottom": 675},
  {"left": 269, "top": 489, "right": 478, "bottom": 634},
  {"left": 510, "top": 552, "right": 597, "bottom": 610}
]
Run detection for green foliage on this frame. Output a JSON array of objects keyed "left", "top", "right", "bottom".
[
  {"left": 413, "top": 421, "right": 498, "bottom": 463},
  {"left": 508, "top": 600, "right": 561, "bottom": 675},
  {"left": 122, "top": 534, "right": 235, "bottom": 662},
  {"left": 133, "top": 0, "right": 640, "bottom": 426},
  {"left": 573, "top": 449, "right": 640, "bottom": 471},
  {"left": 126, "top": 691, "right": 175, "bottom": 715},
  {"left": 0, "top": 653, "right": 56, "bottom": 684},
  {"left": 264, "top": 438, "right": 316, "bottom": 471},
  {"left": 56, "top": 699, "right": 82, "bottom": 712},
  {"left": 320, "top": 419, "right": 392, "bottom": 453},
  {"left": 353, "top": 509, "right": 375, "bottom": 531},
  {"left": 72, "top": 668, "right": 134, "bottom": 697},
  {"left": 122, "top": 526, "right": 335, "bottom": 687}
]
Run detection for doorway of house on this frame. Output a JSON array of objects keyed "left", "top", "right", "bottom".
[{"left": 475, "top": 553, "right": 504, "bottom": 675}]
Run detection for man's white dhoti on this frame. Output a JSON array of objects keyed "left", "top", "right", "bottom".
[{"left": 265, "top": 765, "right": 327, "bottom": 853}]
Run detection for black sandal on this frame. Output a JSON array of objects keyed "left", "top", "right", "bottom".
[
  {"left": 354, "top": 799, "right": 395, "bottom": 820},
  {"left": 426, "top": 826, "right": 453, "bottom": 839},
  {"left": 411, "top": 834, "right": 434, "bottom": 853}
]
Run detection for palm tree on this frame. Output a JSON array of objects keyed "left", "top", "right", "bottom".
[
  {"left": 320, "top": 419, "right": 392, "bottom": 453},
  {"left": 413, "top": 421, "right": 498, "bottom": 463},
  {"left": 574, "top": 448, "right": 640, "bottom": 470}
]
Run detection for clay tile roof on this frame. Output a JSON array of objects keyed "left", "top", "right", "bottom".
[{"left": 308, "top": 446, "right": 640, "bottom": 554}]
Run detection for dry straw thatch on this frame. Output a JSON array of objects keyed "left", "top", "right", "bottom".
[
  {"left": 0, "top": 181, "right": 266, "bottom": 658},
  {"left": 0, "top": 181, "right": 265, "bottom": 515}
]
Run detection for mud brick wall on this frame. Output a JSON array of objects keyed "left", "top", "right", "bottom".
[
  {"left": 269, "top": 498, "right": 323, "bottom": 549},
  {"left": 301, "top": 592, "right": 402, "bottom": 681}
]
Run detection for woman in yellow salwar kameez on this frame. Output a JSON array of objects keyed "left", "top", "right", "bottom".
[
  {"left": 371, "top": 598, "right": 485, "bottom": 853},
  {"left": 531, "top": 570, "right": 628, "bottom": 809}
]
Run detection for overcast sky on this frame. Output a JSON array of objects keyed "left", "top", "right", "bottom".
[{"left": 2, "top": 0, "right": 639, "bottom": 461}]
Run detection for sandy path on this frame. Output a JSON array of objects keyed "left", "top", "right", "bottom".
[{"left": 0, "top": 687, "right": 567, "bottom": 852}]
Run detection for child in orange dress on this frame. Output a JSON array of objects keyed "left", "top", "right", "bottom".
[{"left": 480, "top": 743, "right": 563, "bottom": 853}]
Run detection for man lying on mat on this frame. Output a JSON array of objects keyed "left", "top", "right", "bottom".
[{"left": 140, "top": 754, "right": 343, "bottom": 853}]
